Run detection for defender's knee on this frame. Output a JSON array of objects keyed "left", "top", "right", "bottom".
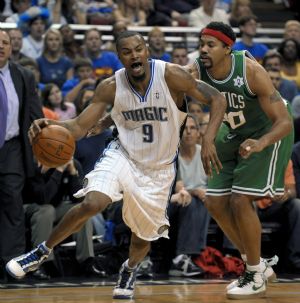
[
  {"left": 205, "top": 197, "right": 221, "bottom": 218},
  {"left": 230, "top": 193, "right": 253, "bottom": 216}
]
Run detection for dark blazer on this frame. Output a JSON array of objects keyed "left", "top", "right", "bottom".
[{"left": 9, "top": 61, "right": 44, "bottom": 177}]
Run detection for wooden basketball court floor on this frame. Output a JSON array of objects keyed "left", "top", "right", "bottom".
[{"left": 1, "top": 277, "right": 300, "bottom": 303}]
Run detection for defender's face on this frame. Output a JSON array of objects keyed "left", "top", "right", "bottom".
[
  {"left": 118, "top": 35, "right": 149, "bottom": 81},
  {"left": 199, "top": 35, "right": 228, "bottom": 69}
]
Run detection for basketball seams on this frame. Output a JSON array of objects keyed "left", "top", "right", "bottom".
[
  {"left": 32, "top": 125, "right": 75, "bottom": 167},
  {"left": 38, "top": 137, "right": 75, "bottom": 150},
  {"left": 35, "top": 140, "right": 73, "bottom": 160}
]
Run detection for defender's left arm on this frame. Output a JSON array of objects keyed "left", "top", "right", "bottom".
[
  {"left": 166, "top": 63, "right": 227, "bottom": 176},
  {"left": 240, "top": 59, "right": 293, "bottom": 158}
]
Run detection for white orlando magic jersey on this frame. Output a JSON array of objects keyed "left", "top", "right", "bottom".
[{"left": 111, "top": 59, "right": 187, "bottom": 168}]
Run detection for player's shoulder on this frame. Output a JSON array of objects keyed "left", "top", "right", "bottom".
[
  {"left": 94, "top": 75, "right": 116, "bottom": 100},
  {"left": 245, "top": 56, "right": 267, "bottom": 82},
  {"left": 97, "top": 75, "right": 116, "bottom": 90},
  {"left": 165, "top": 62, "right": 193, "bottom": 81}
]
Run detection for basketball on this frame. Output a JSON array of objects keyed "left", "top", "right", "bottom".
[{"left": 32, "top": 125, "right": 75, "bottom": 168}]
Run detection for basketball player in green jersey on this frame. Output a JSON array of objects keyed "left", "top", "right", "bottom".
[{"left": 188, "top": 22, "right": 294, "bottom": 299}]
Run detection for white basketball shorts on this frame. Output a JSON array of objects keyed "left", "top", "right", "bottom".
[{"left": 74, "top": 140, "right": 176, "bottom": 241}]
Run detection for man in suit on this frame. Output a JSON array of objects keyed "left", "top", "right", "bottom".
[{"left": 0, "top": 29, "right": 43, "bottom": 279}]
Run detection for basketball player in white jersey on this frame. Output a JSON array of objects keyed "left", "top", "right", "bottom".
[{"left": 6, "top": 31, "right": 227, "bottom": 300}]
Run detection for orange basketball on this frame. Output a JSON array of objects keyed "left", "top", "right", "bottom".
[{"left": 32, "top": 125, "right": 75, "bottom": 168}]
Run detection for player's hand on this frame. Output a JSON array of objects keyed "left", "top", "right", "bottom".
[
  {"left": 28, "top": 118, "right": 50, "bottom": 144},
  {"left": 239, "top": 139, "right": 264, "bottom": 159},
  {"left": 201, "top": 136, "right": 222, "bottom": 178}
]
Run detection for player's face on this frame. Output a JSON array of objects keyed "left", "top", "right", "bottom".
[
  {"left": 118, "top": 35, "right": 149, "bottom": 81},
  {"left": 199, "top": 35, "right": 228, "bottom": 69}
]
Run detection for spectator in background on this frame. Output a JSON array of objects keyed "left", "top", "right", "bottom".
[
  {"left": 256, "top": 160, "right": 300, "bottom": 273},
  {"left": 292, "top": 141, "right": 300, "bottom": 197},
  {"left": 18, "top": 5, "right": 50, "bottom": 36},
  {"left": 168, "top": 115, "right": 209, "bottom": 277},
  {"left": 188, "top": 100, "right": 205, "bottom": 124},
  {"left": 113, "top": 0, "right": 146, "bottom": 26},
  {"left": 148, "top": 27, "right": 171, "bottom": 62},
  {"left": 277, "top": 38, "right": 300, "bottom": 91},
  {"left": 103, "top": 20, "right": 127, "bottom": 53},
  {"left": 37, "top": 28, "right": 73, "bottom": 88},
  {"left": 266, "top": 67, "right": 297, "bottom": 104},
  {"left": 8, "top": 28, "right": 28, "bottom": 62},
  {"left": 291, "top": 95, "right": 300, "bottom": 143},
  {"left": 262, "top": 50, "right": 298, "bottom": 103},
  {"left": 22, "top": 158, "right": 103, "bottom": 278},
  {"left": 171, "top": 45, "right": 189, "bottom": 66},
  {"left": 0, "top": 29, "right": 43, "bottom": 280},
  {"left": 83, "top": 28, "right": 122, "bottom": 80},
  {"left": 74, "top": 87, "right": 95, "bottom": 116},
  {"left": 60, "top": 0, "right": 87, "bottom": 24},
  {"left": 21, "top": 16, "right": 47, "bottom": 59},
  {"left": 18, "top": 57, "right": 59, "bottom": 120},
  {"left": 62, "top": 57, "right": 96, "bottom": 103},
  {"left": 140, "top": 0, "right": 173, "bottom": 26},
  {"left": 153, "top": 0, "right": 198, "bottom": 26},
  {"left": 188, "top": 0, "right": 229, "bottom": 29},
  {"left": 233, "top": 15, "right": 269, "bottom": 62},
  {"left": 59, "top": 24, "right": 83, "bottom": 62},
  {"left": 41, "top": 83, "right": 76, "bottom": 121},
  {"left": 5, "top": 0, "right": 32, "bottom": 24},
  {"left": 283, "top": 20, "right": 300, "bottom": 44},
  {"left": 229, "top": 0, "right": 252, "bottom": 27}
]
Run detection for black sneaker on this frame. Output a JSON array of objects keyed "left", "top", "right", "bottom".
[
  {"left": 169, "top": 255, "right": 203, "bottom": 277},
  {"left": 113, "top": 260, "right": 138, "bottom": 299},
  {"left": 6, "top": 242, "right": 52, "bottom": 279}
]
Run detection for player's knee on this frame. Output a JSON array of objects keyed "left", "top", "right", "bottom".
[
  {"left": 204, "top": 196, "right": 221, "bottom": 217},
  {"left": 80, "top": 192, "right": 111, "bottom": 216},
  {"left": 230, "top": 194, "right": 251, "bottom": 214},
  {"left": 131, "top": 234, "right": 150, "bottom": 251}
]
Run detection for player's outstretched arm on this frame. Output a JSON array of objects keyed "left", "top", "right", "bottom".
[
  {"left": 239, "top": 60, "right": 293, "bottom": 158},
  {"left": 166, "top": 63, "right": 227, "bottom": 177},
  {"left": 29, "top": 77, "right": 116, "bottom": 142}
]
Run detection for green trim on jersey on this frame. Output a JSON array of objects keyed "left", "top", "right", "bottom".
[{"left": 195, "top": 50, "right": 272, "bottom": 137}]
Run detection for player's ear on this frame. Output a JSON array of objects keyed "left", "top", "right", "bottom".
[{"left": 225, "top": 46, "right": 231, "bottom": 55}]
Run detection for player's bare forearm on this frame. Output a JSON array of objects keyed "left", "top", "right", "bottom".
[
  {"left": 257, "top": 91, "right": 293, "bottom": 150},
  {"left": 196, "top": 80, "right": 227, "bottom": 141},
  {"left": 257, "top": 117, "right": 292, "bottom": 150}
]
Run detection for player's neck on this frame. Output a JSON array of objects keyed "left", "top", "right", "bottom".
[{"left": 208, "top": 55, "right": 232, "bottom": 80}]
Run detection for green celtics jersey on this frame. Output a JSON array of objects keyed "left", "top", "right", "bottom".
[{"left": 195, "top": 50, "right": 272, "bottom": 137}]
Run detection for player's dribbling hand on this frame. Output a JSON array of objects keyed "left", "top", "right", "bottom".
[
  {"left": 239, "top": 139, "right": 264, "bottom": 159},
  {"left": 28, "top": 118, "right": 50, "bottom": 144},
  {"left": 201, "top": 136, "right": 222, "bottom": 178}
]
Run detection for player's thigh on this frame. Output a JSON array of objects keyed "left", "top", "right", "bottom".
[{"left": 233, "top": 136, "right": 292, "bottom": 192}]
